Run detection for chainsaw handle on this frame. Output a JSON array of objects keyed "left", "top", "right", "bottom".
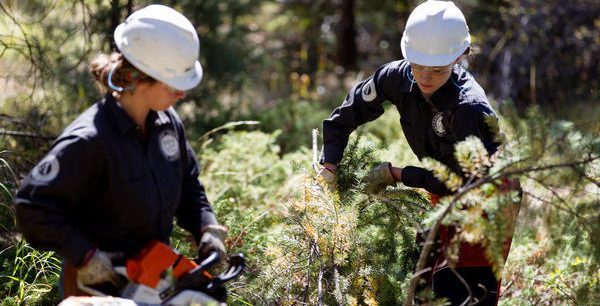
[
  {"left": 160, "top": 252, "right": 245, "bottom": 302},
  {"left": 159, "top": 251, "right": 219, "bottom": 300},
  {"left": 209, "top": 253, "right": 245, "bottom": 287},
  {"left": 195, "top": 250, "right": 221, "bottom": 270}
]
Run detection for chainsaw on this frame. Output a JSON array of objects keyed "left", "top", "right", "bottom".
[{"left": 67, "top": 240, "right": 245, "bottom": 305}]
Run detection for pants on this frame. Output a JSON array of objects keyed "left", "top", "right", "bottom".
[
  {"left": 59, "top": 262, "right": 88, "bottom": 299},
  {"left": 431, "top": 266, "right": 498, "bottom": 305}
]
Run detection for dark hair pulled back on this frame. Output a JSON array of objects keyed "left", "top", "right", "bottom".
[{"left": 89, "top": 52, "right": 156, "bottom": 93}]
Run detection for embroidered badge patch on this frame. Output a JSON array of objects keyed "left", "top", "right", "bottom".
[
  {"left": 361, "top": 79, "right": 377, "bottom": 102},
  {"left": 432, "top": 112, "right": 447, "bottom": 137},
  {"left": 32, "top": 154, "right": 60, "bottom": 183},
  {"left": 159, "top": 129, "right": 180, "bottom": 161}
]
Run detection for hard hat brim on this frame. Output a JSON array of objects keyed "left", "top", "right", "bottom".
[
  {"left": 114, "top": 23, "right": 203, "bottom": 91},
  {"left": 401, "top": 35, "right": 469, "bottom": 67},
  {"left": 164, "top": 61, "right": 203, "bottom": 91}
]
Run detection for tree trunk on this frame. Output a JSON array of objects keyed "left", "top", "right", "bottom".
[
  {"left": 337, "top": 0, "right": 357, "bottom": 71},
  {"left": 109, "top": 0, "right": 121, "bottom": 50},
  {"left": 107, "top": 0, "right": 134, "bottom": 50}
]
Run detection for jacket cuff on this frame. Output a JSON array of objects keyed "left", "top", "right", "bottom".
[
  {"left": 200, "top": 212, "right": 218, "bottom": 227},
  {"left": 322, "top": 145, "right": 345, "bottom": 165},
  {"left": 58, "top": 234, "right": 94, "bottom": 266},
  {"left": 193, "top": 213, "right": 219, "bottom": 243},
  {"left": 401, "top": 166, "right": 425, "bottom": 188},
  {"left": 401, "top": 166, "right": 451, "bottom": 196}
]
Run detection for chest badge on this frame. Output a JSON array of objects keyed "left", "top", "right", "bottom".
[
  {"left": 432, "top": 112, "right": 447, "bottom": 137},
  {"left": 159, "top": 129, "right": 180, "bottom": 161}
]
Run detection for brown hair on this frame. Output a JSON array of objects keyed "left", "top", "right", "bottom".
[
  {"left": 463, "top": 45, "right": 481, "bottom": 56},
  {"left": 89, "top": 52, "right": 156, "bottom": 93}
]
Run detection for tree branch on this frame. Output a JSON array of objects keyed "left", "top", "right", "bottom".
[
  {"left": 0, "top": 129, "right": 55, "bottom": 140},
  {"left": 404, "top": 156, "right": 599, "bottom": 305}
]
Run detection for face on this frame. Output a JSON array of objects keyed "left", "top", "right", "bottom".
[
  {"left": 410, "top": 61, "right": 456, "bottom": 98},
  {"left": 135, "top": 81, "right": 186, "bottom": 111}
]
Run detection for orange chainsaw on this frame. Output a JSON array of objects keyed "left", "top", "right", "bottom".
[{"left": 75, "top": 240, "right": 245, "bottom": 305}]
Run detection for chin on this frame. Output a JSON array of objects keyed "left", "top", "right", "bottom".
[
  {"left": 153, "top": 104, "right": 173, "bottom": 112},
  {"left": 419, "top": 88, "right": 434, "bottom": 95}
]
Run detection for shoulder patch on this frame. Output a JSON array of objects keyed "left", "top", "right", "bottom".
[
  {"left": 159, "top": 129, "right": 180, "bottom": 162},
  {"left": 432, "top": 112, "right": 447, "bottom": 137},
  {"left": 361, "top": 79, "right": 377, "bottom": 102},
  {"left": 32, "top": 155, "right": 60, "bottom": 183}
]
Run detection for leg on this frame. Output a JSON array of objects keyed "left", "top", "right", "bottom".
[
  {"left": 61, "top": 263, "right": 89, "bottom": 298},
  {"left": 432, "top": 266, "right": 498, "bottom": 306}
]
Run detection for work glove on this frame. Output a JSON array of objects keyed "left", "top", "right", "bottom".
[
  {"left": 316, "top": 165, "right": 337, "bottom": 192},
  {"left": 77, "top": 249, "right": 121, "bottom": 287},
  {"left": 363, "top": 162, "right": 396, "bottom": 194},
  {"left": 198, "top": 224, "right": 228, "bottom": 263}
]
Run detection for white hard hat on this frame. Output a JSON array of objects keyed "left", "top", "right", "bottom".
[
  {"left": 401, "top": 1, "right": 471, "bottom": 66},
  {"left": 114, "top": 4, "right": 203, "bottom": 91}
]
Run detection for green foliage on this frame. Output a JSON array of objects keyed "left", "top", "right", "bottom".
[
  {"left": 0, "top": 240, "right": 61, "bottom": 306},
  {"left": 469, "top": 0, "right": 600, "bottom": 108},
  {"left": 421, "top": 157, "right": 464, "bottom": 193},
  {"left": 230, "top": 134, "right": 429, "bottom": 305},
  {"left": 494, "top": 106, "right": 599, "bottom": 304},
  {"left": 0, "top": 147, "right": 61, "bottom": 305},
  {"left": 414, "top": 104, "right": 599, "bottom": 303},
  {"left": 0, "top": 0, "right": 599, "bottom": 305},
  {"left": 454, "top": 136, "right": 492, "bottom": 180},
  {"left": 248, "top": 99, "right": 332, "bottom": 153},
  {"left": 195, "top": 129, "right": 313, "bottom": 304},
  {"left": 1, "top": 112, "right": 598, "bottom": 304}
]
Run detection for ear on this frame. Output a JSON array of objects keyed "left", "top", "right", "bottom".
[{"left": 124, "top": 70, "right": 140, "bottom": 82}]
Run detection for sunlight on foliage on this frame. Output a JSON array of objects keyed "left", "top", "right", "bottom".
[
  {"left": 421, "top": 158, "right": 463, "bottom": 192},
  {"left": 0, "top": 240, "right": 61, "bottom": 305}
]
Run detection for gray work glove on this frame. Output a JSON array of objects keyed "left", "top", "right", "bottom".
[
  {"left": 198, "top": 224, "right": 228, "bottom": 262},
  {"left": 316, "top": 166, "right": 337, "bottom": 192},
  {"left": 364, "top": 162, "right": 396, "bottom": 194},
  {"left": 77, "top": 249, "right": 121, "bottom": 287}
]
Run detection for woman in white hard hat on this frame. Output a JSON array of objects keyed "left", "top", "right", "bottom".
[
  {"left": 318, "top": 1, "right": 519, "bottom": 305},
  {"left": 15, "top": 4, "right": 227, "bottom": 299}
]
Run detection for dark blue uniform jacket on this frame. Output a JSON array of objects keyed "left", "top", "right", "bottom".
[
  {"left": 323, "top": 60, "right": 501, "bottom": 195},
  {"left": 15, "top": 94, "right": 218, "bottom": 266}
]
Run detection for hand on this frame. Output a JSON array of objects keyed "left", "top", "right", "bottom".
[
  {"left": 363, "top": 162, "right": 397, "bottom": 194},
  {"left": 198, "top": 224, "right": 228, "bottom": 262},
  {"left": 77, "top": 249, "right": 121, "bottom": 287},
  {"left": 316, "top": 163, "right": 337, "bottom": 191}
]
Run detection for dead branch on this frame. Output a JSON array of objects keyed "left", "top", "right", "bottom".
[{"left": 404, "top": 155, "right": 599, "bottom": 305}]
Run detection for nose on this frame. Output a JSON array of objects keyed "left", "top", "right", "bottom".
[{"left": 420, "top": 71, "right": 433, "bottom": 81}]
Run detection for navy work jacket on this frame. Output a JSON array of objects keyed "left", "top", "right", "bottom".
[
  {"left": 323, "top": 60, "right": 501, "bottom": 195},
  {"left": 15, "top": 93, "right": 217, "bottom": 266}
]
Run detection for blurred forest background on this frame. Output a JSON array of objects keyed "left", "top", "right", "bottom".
[{"left": 0, "top": 0, "right": 598, "bottom": 305}]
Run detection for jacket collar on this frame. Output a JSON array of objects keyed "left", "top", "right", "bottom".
[{"left": 102, "top": 93, "right": 171, "bottom": 136}]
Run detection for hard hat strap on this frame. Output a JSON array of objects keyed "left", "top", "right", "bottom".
[
  {"left": 107, "top": 65, "right": 136, "bottom": 93},
  {"left": 406, "top": 66, "right": 416, "bottom": 92}
]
